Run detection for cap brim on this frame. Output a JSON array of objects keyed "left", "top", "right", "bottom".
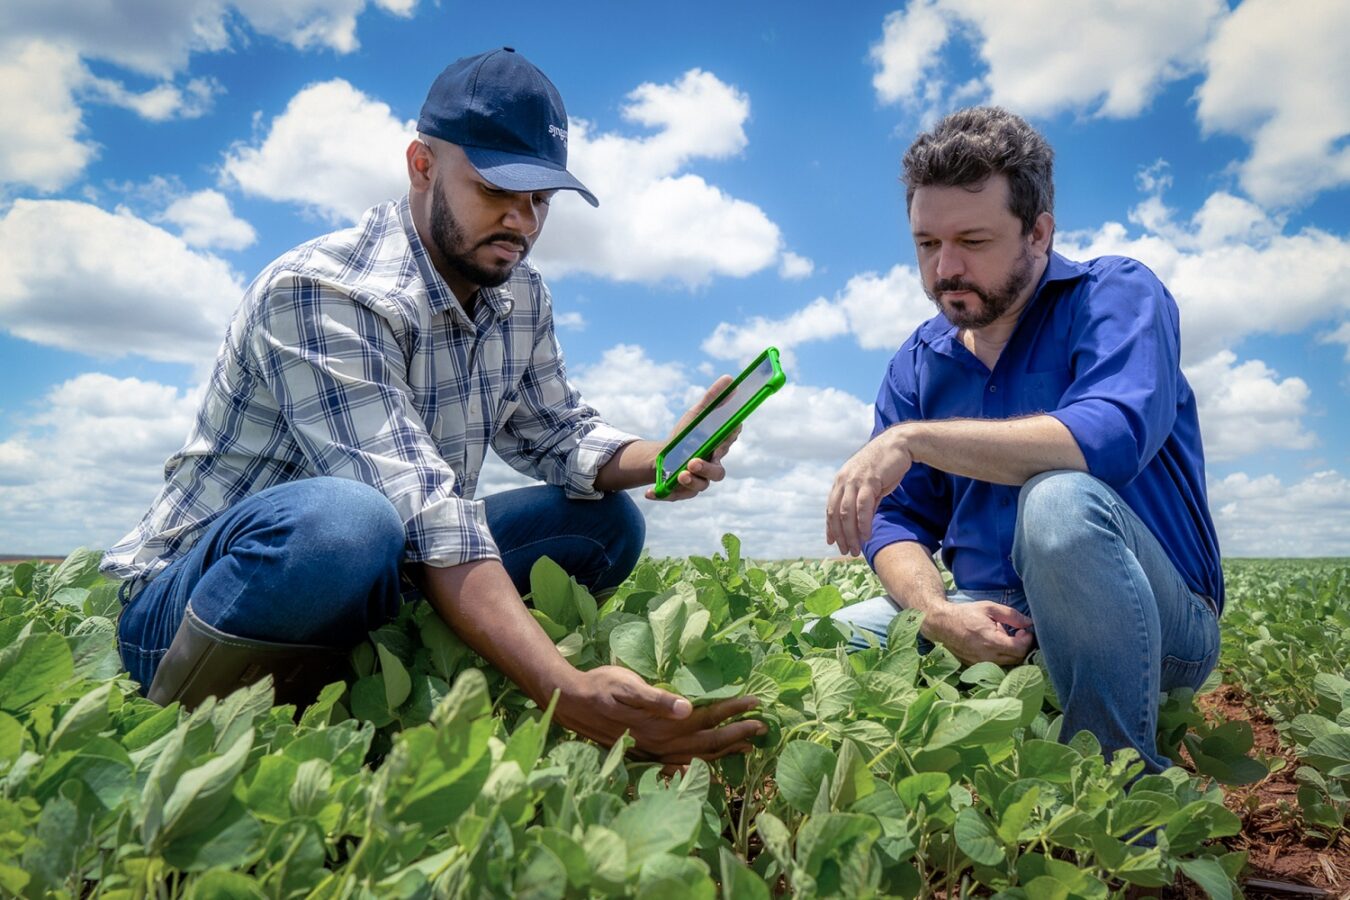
[{"left": 461, "top": 145, "right": 599, "bottom": 207}]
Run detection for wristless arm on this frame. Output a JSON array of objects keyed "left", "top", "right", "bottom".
[
  {"left": 894, "top": 414, "right": 1086, "bottom": 486},
  {"left": 417, "top": 559, "right": 579, "bottom": 705}
]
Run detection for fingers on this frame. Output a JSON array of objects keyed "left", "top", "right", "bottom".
[
  {"left": 695, "top": 375, "right": 734, "bottom": 412},
  {"left": 689, "top": 694, "right": 759, "bottom": 727},
  {"left": 613, "top": 677, "right": 693, "bottom": 720},
  {"left": 984, "top": 603, "right": 1034, "bottom": 629}
]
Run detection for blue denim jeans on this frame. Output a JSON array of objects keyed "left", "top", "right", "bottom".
[
  {"left": 117, "top": 477, "right": 646, "bottom": 693},
  {"left": 830, "top": 470, "right": 1220, "bottom": 773}
]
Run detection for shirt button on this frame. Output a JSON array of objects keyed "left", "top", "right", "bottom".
[
  {"left": 1000, "top": 497, "right": 1010, "bottom": 507},
  {"left": 989, "top": 384, "right": 998, "bottom": 393},
  {"left": 469, "top": 400, "right": 480, "bottom": 415}
]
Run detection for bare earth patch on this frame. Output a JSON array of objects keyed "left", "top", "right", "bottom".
[{"left": 1191, "top": 684, "right": 1349, "bottom": 899}]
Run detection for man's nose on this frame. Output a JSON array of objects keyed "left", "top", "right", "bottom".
[
  {"left": 502, "top": 196, "right": 540, "bottom": 237},
  {"left": 935, "top": 244, "right": 964, "bottom": 279}
]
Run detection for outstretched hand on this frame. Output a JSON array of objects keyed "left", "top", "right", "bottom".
[
  {"left": 647, "top": 375, "right": 741, "bottom": 502},
  {"left": 552, "top": 665, "right": 763, "bottom": 764},
  {"left": 826, "top": 427, "right": 913, "bottom": 556}
]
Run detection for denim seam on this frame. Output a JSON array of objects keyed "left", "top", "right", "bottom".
[{"left": 1105, "top": 508, "right": 1157, "bottom": 750}]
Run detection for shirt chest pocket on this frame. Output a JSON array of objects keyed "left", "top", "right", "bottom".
[{"left": 1013, "top": 370, "right": 1071, "bottom": 413}]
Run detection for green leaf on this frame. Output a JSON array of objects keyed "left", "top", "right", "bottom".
[
  {"left": 186, "top": 870, "right": 266, "bottom": 899},
  {"left": 530, "top": 556, "right": 582, "bottom": 631},
  {"left": 162, "top": 796, "right": 263, "bottom": 872},
  {"left": 609, "top": 620, "right": 658, "bottom": 679},
  {"left": 719, "top": 846, "right": 769, "bottom": 900},
  {"left": 0, "top": 712, "right": 23, "bottom": 763},
  {"left": 776, "top": 741, "right": 836, "bottom": 814},
  {"left": 1179, "top": 857, "right": 1235, "bottom": 900},
  {"left": 610, "top": 790, "right": 704, "bottom": 867},
  {"left": 803, "top": 585, "right": 844, "bottom": 617},
  {"left": 0, "top": 631, "right": 74, "bottom": 713},
  {"left": 796, "top": 812, "right": 880, "bottom": 877},
  {"left": 377, "top": 642, "right": 412, "bottom": 709},
  {"left": 954, "top": 806, "right": 1005, "bottom": 866},
  {"left": 831, "top": 738, "right": 875, "bottom": 809},
  {"left": 513, "top": 843, "right": 568, "bottom": 900},
  {"left": 49, "top": 682, "right": 112, "bottom": 752},
  {"left": 159, "top": 728, "right": 255, "bottom": 845},
  {"left": 1017, "top": 739, "right": 1081, "bottom": 783},
  {"left": 533, "top": 827, "right": 591, "bottom": 890},
  {"left": 996, "top": 665, "right": 1045, "bottom": 727},
  {"left": 637, "top": 853, "right": 715, "bottom": 900},
  {"left": 721, "top": 534, "right": 742, "bottom": 571},
  {"left": 926, "top": 698, "right": 1023, "bottom": 750}
]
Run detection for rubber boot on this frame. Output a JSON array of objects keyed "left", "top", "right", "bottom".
[{"left": 147, "top": 603, "right": 349, "bottom": 711}]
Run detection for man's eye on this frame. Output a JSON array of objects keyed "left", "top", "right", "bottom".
[
  {"left": 917, "top": 240, "right": 939, "bottom": 250},
  {"left": 533, "top": 192, "right": 554, "bottom": 207},
  {"left": 964, "top": 239, "right": 988, "bottom": 247}
]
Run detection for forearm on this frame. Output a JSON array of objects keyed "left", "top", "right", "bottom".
[
  {"left": 872, "top": 540, "right": 949, "bottom": 621},
  {"left": 894, "top": 414, "right": 1086, "bottom": 485},
  {"left": 417, "top": 559, "right": 579, "bottom": 705},
  {"left": 593, "top": 439, "right": 658, "bottom": 492}
]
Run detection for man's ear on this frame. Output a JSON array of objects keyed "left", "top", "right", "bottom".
[
  {"left": 1031, "top": 211, "right": 1055, "bottom": 254},
  {"left": 406, "top": 139, "right": 434, "bottom": 190}
]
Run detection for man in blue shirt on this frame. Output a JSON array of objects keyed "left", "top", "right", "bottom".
[{"left": 827, "top": 107, "right": 1223, "bottom": 773}]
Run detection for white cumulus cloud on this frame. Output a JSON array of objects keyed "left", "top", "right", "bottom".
[
  {"left": 0, "top": 374, "right": 200, "bottom": 554},
  {"left": 1209, "top": 470, "right": 1350, "bottom": 558},
  {"left": 0, "top": 0, "right": 415, "bottom": 78},
  {"left": 530, "top": 69, "right": 787, "bottom": 286},
  {"left": 1184, "top": 351, "right": 1316, "bottom": 462},
  {"left": 703, "top": 264, "right": 935, "bottom": 367},
  {"left": 871, "top": 0, "right": 1226, "bottom": 119},
  {"left": 1196, "top": 0, "right": 1350, "bottom": 207},
  {"left": 0, "top": 199, "right": 243, "bottom": 364},
  {"left": 159, "top": 189, "right": 258, "bottom": 250},
  {"left": 222, "top": 79, "right": 414, "bottom": 223},
  {"left": 1058, "top": 183, "right": 1350, "bottom": 363},
  {"left": 0, "top": 41, "right": 96, "bottom": 192}
]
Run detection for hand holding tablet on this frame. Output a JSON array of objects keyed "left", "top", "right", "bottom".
[{"left": 653, "top": 348, "right": 786, "bottom": 499}]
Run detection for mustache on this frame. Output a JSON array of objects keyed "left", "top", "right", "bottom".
[
  {"left": 932, "top": 277, "right": 983, "bottom": 295},
  {"left": 478, "top": 232, "right": 530, "bottom": 254}
]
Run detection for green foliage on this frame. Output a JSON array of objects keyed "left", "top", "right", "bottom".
[
  {"left": 3, "top": 548, "right": 1324, "bottom": 897},
  {"left": 1217, "top": 561, "right": 1350, "bottom": 840}
]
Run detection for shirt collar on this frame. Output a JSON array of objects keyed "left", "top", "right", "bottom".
[{"left": 397, "top": 195, "right": 518, "bottom": 326}]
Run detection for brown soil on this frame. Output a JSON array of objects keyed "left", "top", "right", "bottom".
[{"left": 1187, "top": 683, "right": 1349, "bottom": 899}]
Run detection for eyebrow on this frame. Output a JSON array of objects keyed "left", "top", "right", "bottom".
[{"left": 911, "top": 227, "right": 996, "bottom": 238}]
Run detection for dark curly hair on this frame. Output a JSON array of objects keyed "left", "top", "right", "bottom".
[{"left": 902, "top": 107, "right": 1054, "bottom": 235}]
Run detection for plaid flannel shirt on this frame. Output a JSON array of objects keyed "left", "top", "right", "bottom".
[{"left": 102, "top": 197, "right": 639, "bottom": 595}]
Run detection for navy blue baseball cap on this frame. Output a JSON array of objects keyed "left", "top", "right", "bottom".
[{"left": 417, "top": 47, "right": 598, "bottom": 207}]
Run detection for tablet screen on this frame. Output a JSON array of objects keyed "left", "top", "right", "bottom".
[{"left": 660, "top": 352, "right": 779, "bottom": 479}]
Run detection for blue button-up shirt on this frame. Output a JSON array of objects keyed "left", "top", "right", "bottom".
[{"left": 864, "top": 252, "right": 1224, "bottom": 609}]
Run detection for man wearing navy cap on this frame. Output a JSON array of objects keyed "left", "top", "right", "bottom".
[{"left": 102, "top": 48, "right": 762, "bottom": 764}]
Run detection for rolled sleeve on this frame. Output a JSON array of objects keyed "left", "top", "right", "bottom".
[
  {"left": 1047, "top": 258, "right": 1180, "bottom": 488},
  {"left": 251, "top": 274, "right": 500, "bottom": 567},
  {"left": 492, "top": 290, "right": 640, "bottom": 497},
  {"left": 864, "top": 351, "right": 952, "bottom": 567}
]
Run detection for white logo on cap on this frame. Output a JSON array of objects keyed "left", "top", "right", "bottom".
[{"left": 548, "top": 123, "right": 568, "bottom": 146}]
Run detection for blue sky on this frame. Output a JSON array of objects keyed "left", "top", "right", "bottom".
[{"left": 1, "top": 0, "right": 1347, "bottom": 559}]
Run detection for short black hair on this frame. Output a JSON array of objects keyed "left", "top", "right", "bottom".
[{"left": 902, "top": 106, "right": 1054, "bottom": 234}]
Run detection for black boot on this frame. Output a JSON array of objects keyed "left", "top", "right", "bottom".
[{"left": 147, "top": 603, "right": 349, "bottom": 711}]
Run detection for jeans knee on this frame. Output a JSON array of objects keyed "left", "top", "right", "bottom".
[
  {"left": 1013, "top": 470, "right": 1113, "bottom": 571},
  {"left": 277, "top": 478, "right": 405, "bottom": 579}
]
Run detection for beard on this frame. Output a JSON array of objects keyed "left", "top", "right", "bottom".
[
  {"left": 429, "top": 180, "right": 530, "bottom": 290},
  {"left": 927, "top": 243, "right": 1035, "bottom": 330}
]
